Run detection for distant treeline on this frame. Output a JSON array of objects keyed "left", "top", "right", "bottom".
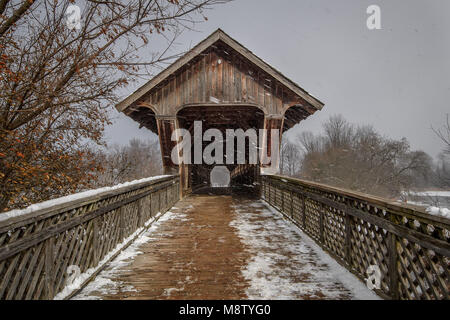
[{"left": 280, "top": 115, "right": 450, "bottom": 199}]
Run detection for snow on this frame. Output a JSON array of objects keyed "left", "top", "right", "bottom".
[
  {"left": 209, "top": 96, "right": 220, "bottom": 104},
  {"left": 63, "top": 197, "right": 380, "bottom": 300},
  {"left": 0, "top": 175, "right": 170, "bottom": 223},
  {"left": 230, "top": 200, "right": 380, "bottom": 300},
  {"left": 426, "top": 206, "right": 450, "bottom": 219},
  {"left": 407, "top": 191, "right": 450, "bottom": 197},
  {"left": 71, "top": 210, "right": 185, "bottom": 300}
]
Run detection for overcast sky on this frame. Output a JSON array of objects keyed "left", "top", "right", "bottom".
[{"left": 105, "top": 0, "right": 450, "bottom": 158}]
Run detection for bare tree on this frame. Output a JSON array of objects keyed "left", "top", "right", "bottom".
[
  {"left": 432, "top": 114, "right": 450, "bottom": 187},
  {"left": 297, "top": 115, "right": 435, "bottom": 198},
  {"left": 96, "top": 138, "right": 162, "bottom": 186},
  {"left": 323, "top": 114, "right": 354, "bottom": 148},
  {"left": 432, "top": 114, "right": 450, "bottom": 155},
  {"left": 297, "top": 131, "right": 322, "bottom": 154},
  {"left": 280, "top": 137, "right": 300, "bottom": 176},
  {"left": 0, "top": 0, "right": 229, "bottom": 211}
]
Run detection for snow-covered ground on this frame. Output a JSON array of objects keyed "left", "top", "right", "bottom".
[
  {"left": 407, "top": 191, "right": 450, "bottom": 197},
  {"left": 402, "top": 190, "right": 450, "bottom": 219},
  {"left": 230, "top": 200, "right": 379, "bottom": 300}
]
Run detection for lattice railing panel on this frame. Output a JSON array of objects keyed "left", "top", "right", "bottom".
[
  {"left": 261, "top": 175, "right": 450, "bottom": 300},
  {"left": 304, "top": 198, "right": 321, "bottom": 241},
  {"left": 292, "top": 193, "right": 303, "bottom": 225},
  {"left": 397, "top": 238, "right": 449, "bottom": 300},
  {"left": 349, "top": 217, "right": 390, "bottom": 294},
  {"left": 0, "top": 176, "right": 180, "bottom": 300},
  {"left": 323, "top": 205, "right": 346, "bottom": 259},
  {"left": 0, "top": 242, "right": 47, "bottom": 300}
]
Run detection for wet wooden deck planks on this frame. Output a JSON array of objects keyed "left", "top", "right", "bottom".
[{"left": 74, "top": 194, "right": 366, "bottom": 300}]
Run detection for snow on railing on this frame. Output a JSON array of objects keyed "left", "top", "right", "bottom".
[
  {"left": 0, "top": 175, "right": 180, "bottom": 300},
  {"left": 261, "top": 174, "right": 450, "bottom": 300}
]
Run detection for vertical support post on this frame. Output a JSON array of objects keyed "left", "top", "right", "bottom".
[
  {"left": 319, "top": 203, "right": 325, "bottom": 244},
  {"left": 156, "top": 116, "right": 180, "bottom": 176},
  {"left": 290, "top": 190, "right": 293, "bottom": 219},
  {"left": 158, "top": 190, "right": 162, "bottom": 213},
  {"left": 166, "top": 185, "right": 169, "bottom": 210},
  {"left": 388, "top": 232, "right": 399, "bottom": 299},
  {"left": 137, "top": 198, "right": 144, "bottom": 227},
  {"left": 260, "top": 116, "right": 283, "bottom": 175},
  {"left": 92, "top": 218, "right": 100, "bottom": 267},
  {"left": 149, "top": 192, "right": 154, "bottom": 217},
  {"left": 157, "top": 116, "right": 189, "bottom": 199},
  {"left": 262, "top": 177, "right": 265, "bottom": 199},
  {"left": 120, "top": 206, "right": 126, "bottom": 240},
  {"left": 344, "top": 212, "right": 352, "bottom": 266},
  {"left": 302, "top": 195, "right": 307, "bottom": 229},
  {"left": 268, "top": 183, "right": 272, "bottom": 204},
  {"left": 44, "top": 237, "right": 54, "bottom": 300}
]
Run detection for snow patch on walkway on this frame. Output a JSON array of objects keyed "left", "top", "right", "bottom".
[
  {"left": 70, "top": 210, "right": 186, "bottom": 300},
  {"left": 230, "top": 200, "right": 379, "bottom": 300}
]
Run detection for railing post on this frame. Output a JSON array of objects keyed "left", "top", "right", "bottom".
[
  {"left": 290, "top": 190, "right": 293, "bottom": 219},
  {"left": 137, "top": 198, "right": 144, "bottom": 227},
  {"left": 302, "top": 195, "right": 307, "bottom": 229},
  {"left": 120, "top": 206, "right": 126, "bottom": 240},
  {"left": 262, "top": 177, "right": 266, "bottom": 199},
  {"left": 270, "top": 182, "right": 273, "bottom": 204},
  {"left": 158, "top": 190, "right": 162, "bottom": 213},
  {"left": 44, "top": 237, "right": 54, "bottom": 300},
  {"left": 344, "top": 212, "right": 351, "bottom": 266},
  {"left": 319, "top": 203, "right": 324, "bottom": 244},
  {"left": 388, "top": 232, "right": 399, "bottom": 300},
  {"left": 92, "top": 218, "right": 100, "bottom": 267},
  {"left": 165, "top": 186, "right": 169, "bottom": 210}
]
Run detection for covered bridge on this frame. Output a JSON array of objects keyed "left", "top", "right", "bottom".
[
  {"left": 0, "top": 30, "right": 447, "bottom": 301},
  {"left": 116, "top": 29, "right": 324, "bottom": 195}
]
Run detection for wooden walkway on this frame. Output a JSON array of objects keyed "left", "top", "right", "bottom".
[{"left": 74, "top": 193, "right": 378, "bottom": 300}]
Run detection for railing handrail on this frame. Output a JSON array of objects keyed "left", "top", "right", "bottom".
[
  {"left": 0, "top": 174, "right": 180, "bottom": 300},
  {"left": 265, "top": 174, "right": 450, "bottom": 226},
  {"left": 261, "top": 174, "right": 449, "bottom": 300},
  {"left": 0, "top": 175, "right": 177, "bottom": 231}
]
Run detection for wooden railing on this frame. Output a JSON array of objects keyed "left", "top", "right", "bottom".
[
  {"left": 261, "top": 175, "right": 449, "bottom": 300},
  {"left": 0, "top": 175, "right": 180, "bottom": 300},
  {"left": 230, "top": 164, "right": 257, "bottom": 179}
]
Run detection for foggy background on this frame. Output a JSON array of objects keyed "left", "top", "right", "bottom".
[{"left": 105, "top": 0, "right": 450, "bottom": 159}]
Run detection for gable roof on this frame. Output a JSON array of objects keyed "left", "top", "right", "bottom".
[{"left": 116, "top": 29, "right": 324, "bottom": 112}]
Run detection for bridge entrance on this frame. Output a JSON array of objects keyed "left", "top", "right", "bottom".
[
  {"left": 177, "top": 104, "right": 264, "bottom": 192},
  {"left": 116, "top": 29, "right": 323, "bottom": 196}
]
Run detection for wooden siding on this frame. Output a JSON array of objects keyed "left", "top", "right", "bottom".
[{"left": 134, "top": 45, "right": 311, "bottom": 117}]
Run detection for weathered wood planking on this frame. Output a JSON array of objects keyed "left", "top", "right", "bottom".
[
  {"left": 120, "top": 29, "right": 324, "bottom": 193},
  {"left": 135, "top": 48, "right": 308, "bottom": 118},
  {"left": 261, "top": 175, "right": 450, "bottom": 300},
  {"left": 0, "top": 176, "right": 180, "bottom": 300}
]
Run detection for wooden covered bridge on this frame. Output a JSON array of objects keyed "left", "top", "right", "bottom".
[{"left": 0, "top": 30, "right": 448, "bottom": 300}]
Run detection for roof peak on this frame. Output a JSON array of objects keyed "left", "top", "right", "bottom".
[{"left": 116, "top": 29, "right": 324, "bottom": 112}]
